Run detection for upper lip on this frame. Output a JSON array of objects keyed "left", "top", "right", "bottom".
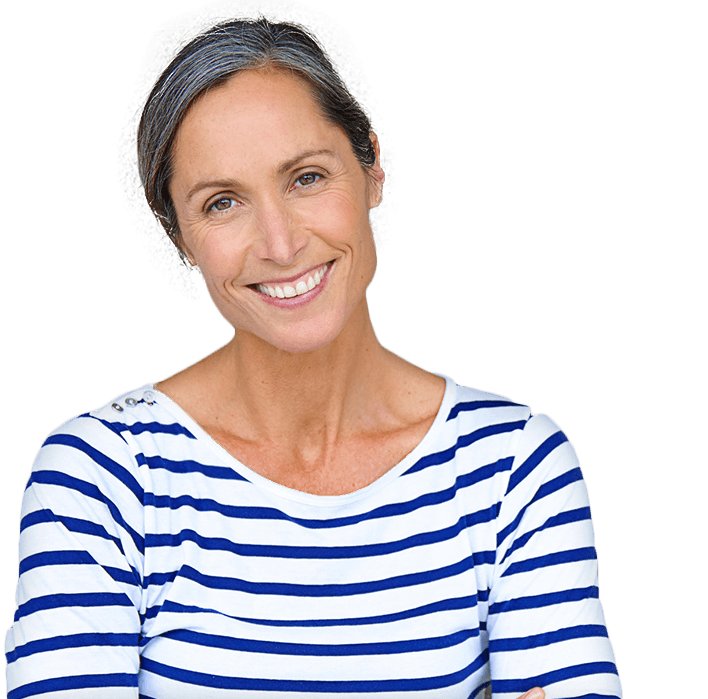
[{"left": 254, "top": 261, "right": 331, "bottom": 286}]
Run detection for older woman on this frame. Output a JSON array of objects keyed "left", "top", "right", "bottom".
[{"left": 6, "top": 18, "right": 621, "bottom": 699}]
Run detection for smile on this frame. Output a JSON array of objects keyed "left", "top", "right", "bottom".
[{"left": 254, "top": 261, "right": 332, "bottom": 299}]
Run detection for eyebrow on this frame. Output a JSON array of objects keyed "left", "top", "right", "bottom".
[{"left": 185, "top": 149, "right": 338, "bottom": 203}]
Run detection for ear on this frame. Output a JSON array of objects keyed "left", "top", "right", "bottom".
[
  {"left": 175, "top": 233, "right": 198, "bottom": 267},
  {"left": 366, "top": 132, "right": 385, "bottom": 209}
]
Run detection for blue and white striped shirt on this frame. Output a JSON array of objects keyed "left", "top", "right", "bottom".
[{"left": 6, "top": 378, "right": 621, "bottom": 698}]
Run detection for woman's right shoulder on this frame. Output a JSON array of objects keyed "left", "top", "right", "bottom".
[{"left": 31, "top": 385, "right": 184, "bottom": 487}]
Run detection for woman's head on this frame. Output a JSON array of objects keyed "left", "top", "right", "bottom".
[
  {"left": 165, "top": 68, "right": 383, "bottom": 354},
  {"left": 138, "top": 17, "right": 377, "bottom": 263}
]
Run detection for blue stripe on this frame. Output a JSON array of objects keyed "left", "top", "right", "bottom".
[
  {"left": 459, "top": 456, "right": 513, "bottom": 490},
  {"left": 490, "top": 624, "right": 608, "bottom": 652},
  {"left": 145, "top": 455, "right": 249, "bottom": 481},
  {"left": 42, "top": 433, "right": 143, "bottom": 501},
  {"left": 491, "top": 661, "right": 619, "bottom": 694},
  {"left": 103, "top": 565, "right": 141, "bottom": 587},
  {"left": 536, "top": 465, "right": 583, "bottom": 500},
  {"left": 470, "top": 681, "right": 491, "bottom": 698},
  {"left": 466, "top": 503, "right": 499, "bottom": 532},
  {"left": 14, "top": 592, "right": 134, "bottom": 622},
  {"left": 8, "top": 673, "right": 138, "bottom": 699},
  {"left": 497, "top": 467, "right": 584, "bottom": 547},
  {"left": 502, "top": 546, "right": 597, "bottom": 577},
  {"left": 21, "top": 510, "right": 124, "bottom": 552},
  {"left": 7, "top": 632, "right": 139, "bottom": 663},
  {"left": 506, "top": 430, "right": 568, "bottom": 495},
  {"left": 140, "top": 649, "right": 488, "bottom": 692},
  {"left": 18, "top": 511, "right": 140, "bottom": 585},
  {"left": 19, "top": 550, "right": 94, "bottom": 575},
  {"left": 146, "top": 520, "right": 466, "bottom": 558},
  {"left": 151, "top": 594, "right": 478, "bottom": 626},
  {"left": 145, "top": 555, "right": 475, "bottom": 597},
  {"left": 405, "top": 420, "right": 526, "bottom": 476},
  {"left": 500, "top": 506, "right": 591, "bottom": 564},
  {"left": 27, "top": 470, "right": 144, "bottom": 554},
  {"left": 446, "top": 399, "right": 521, "bottom": 421},
  {"left": 85, "top": 415, "right": 129, "bottom": 444},
  {"left": 163, "top": 626, "right": 478, "bottom": 655},
  {"left": 110, "top": 420, "right": 196, "bottom": 438},
  {"left": 144, "top": 456, "right": 509, "bottom": 531},
  {"left": 147, "top": 514, "right": 479, "bottom": 560},
  {"left": 489, "top": 585, "right": 599, "bottom": 615}
]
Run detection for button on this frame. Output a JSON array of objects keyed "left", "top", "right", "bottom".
[
  {"left": 125, "top": 398, "right": 137, "bottom": 407},
  {"left": 111, "top": 403, "right": 124, "bottom": 412}
]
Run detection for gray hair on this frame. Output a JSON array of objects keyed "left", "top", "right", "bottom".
[{"left": 137, "top": 17, "right": 376, "bottom": 264}]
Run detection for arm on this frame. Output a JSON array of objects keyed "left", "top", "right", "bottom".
[
  {"left": 6, "top": 415, "right": 144, "bottom": 698},
  {"left": 487, "top": 414, "right": 622, "bottom": 699}
]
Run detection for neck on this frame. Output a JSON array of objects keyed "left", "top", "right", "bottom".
[{"left": 210, "top": 298, "right": 392, "bottom": 447}]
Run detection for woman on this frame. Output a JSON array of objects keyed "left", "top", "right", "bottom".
[{"left": 6, "top": 18, "right": 621, "bottom": 699}]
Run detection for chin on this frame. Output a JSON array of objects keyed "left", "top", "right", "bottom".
[{"left": 263, "top": 321, "right": 345, "bottom": 355}]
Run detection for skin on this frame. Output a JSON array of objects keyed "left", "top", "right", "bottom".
[
  {"left": 157, "top": 69, "right": 545, "bottom": 699},
  {"left": 159, "top": 69, "right": 446, "bottom": 496}
]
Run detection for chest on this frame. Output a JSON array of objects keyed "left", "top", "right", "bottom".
[
  {"left": 211, "top": 417, "right": 437, "bottom": 496},
  {"left": 140, "top": 474, "right": 492, "bottom": 696}
]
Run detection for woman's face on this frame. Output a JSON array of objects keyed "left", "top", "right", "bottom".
[{"left": 168, "top": 69, "right": 384, "bottom": 354}]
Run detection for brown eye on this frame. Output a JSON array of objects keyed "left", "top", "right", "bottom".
[
  {"left": 209, "top": 197, "right": 235, "bottom": 212},
  {"left": 294, "top": 173, "right": 321, "bottom": 187}
]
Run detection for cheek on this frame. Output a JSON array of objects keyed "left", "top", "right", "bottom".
[
  {"left": 185, "top": 223, "right": 247, "bottom": 280},
  {"left": 303, "top": 189, "right": 369, "bottom": 243}
]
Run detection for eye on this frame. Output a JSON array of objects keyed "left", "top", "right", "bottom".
[
  {"left": 293, "top": 172, "right": 322, "bottom": 188},
  {"left": 208, "top": 196, "right": 236, "bottom": 213}
]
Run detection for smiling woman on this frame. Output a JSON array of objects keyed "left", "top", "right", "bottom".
[
  {"left": 166, "top": 69, "right": 382, "bottom": 355},
  {"left": 5, "top": 17, "right": 621, "bottom": 699}
]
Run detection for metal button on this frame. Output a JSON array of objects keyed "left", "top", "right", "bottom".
[
  {"left": 125, "top": 398, "right": 137, "bottom": 407},
  {"left": 111, "top": 403, "right": 124, "bottom": 412}
]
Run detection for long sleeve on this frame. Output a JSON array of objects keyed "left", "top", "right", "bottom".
[
  {"left": 487, "top": 414, "right": 622, "bottom": 699},
  {"left": 5, "top": 414, "right": 145, "bottom": 698}
]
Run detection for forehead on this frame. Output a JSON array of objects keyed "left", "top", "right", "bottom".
[{"left": 171, "top": 70, "right": 343, "bottom": 174}]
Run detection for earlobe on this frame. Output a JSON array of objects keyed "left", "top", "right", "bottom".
[{"left": 177, "top": 236, "right": 198, "bottom": 267}]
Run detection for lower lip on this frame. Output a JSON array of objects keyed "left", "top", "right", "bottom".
[{"left": 252, "top": 261, "right": 334, "bottom": 308}]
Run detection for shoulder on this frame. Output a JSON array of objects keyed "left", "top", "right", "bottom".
[
  {"left": 22, "top": 387, "right": 185, "bottom": 548},
  {"left": 444, "top": 382, "right": 531, "bottom": 423},
  {"left": 443, "top": 381, "right": 576, "bottom": 489},
  {"left": 30, "top": 386, "right": 195, "bottom": 493}
]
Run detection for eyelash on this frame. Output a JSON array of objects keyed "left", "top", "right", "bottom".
[
  {"left": 207, "top": 196, "right": 237, "bottom": 214},
  {"left": 293, "top": 172, "right": 322, "bottom": 188},
  {"left": 205, "top": 172, "right": 323, "bottom": 214}
]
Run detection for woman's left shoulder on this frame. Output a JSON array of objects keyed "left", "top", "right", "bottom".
[
  {"left": 442, "top": 379, "right": 532, "bottom": 427},
  {"left": 443, "top": 380, "right": 579, "bottom": 484}
]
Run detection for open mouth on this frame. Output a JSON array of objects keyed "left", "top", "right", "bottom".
[{"left": 249, "top": 261, "right": 333, "bottom": 299}]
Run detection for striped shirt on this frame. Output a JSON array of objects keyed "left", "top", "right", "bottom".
[{"left": 6, "top": 377, "right": 621, "bottom": 698}]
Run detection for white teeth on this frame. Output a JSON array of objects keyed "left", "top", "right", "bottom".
[{"left": 257, "top": 262, "right": 331, "bottom": 300}]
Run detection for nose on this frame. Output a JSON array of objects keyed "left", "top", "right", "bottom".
[{"left": 251, "top": 196, "right": 307, "bottom": 266}]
